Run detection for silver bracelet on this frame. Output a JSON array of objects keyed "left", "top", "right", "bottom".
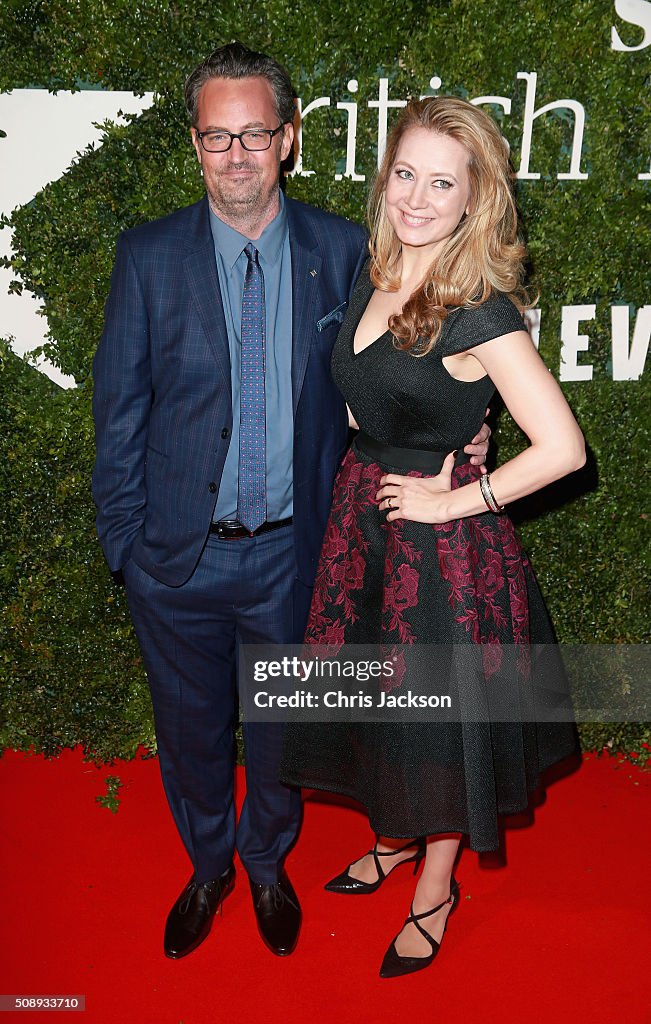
[{"left": 480, "top": 472, "right": 505, "bottom": 514}]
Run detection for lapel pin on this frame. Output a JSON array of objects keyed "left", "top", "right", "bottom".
[{"left": 310, "top": 269, "right": 317, "bottom": 277}]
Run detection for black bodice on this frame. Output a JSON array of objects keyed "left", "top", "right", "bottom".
[{"left": 331, "top": 262, "right": 525, "bottom": 451}]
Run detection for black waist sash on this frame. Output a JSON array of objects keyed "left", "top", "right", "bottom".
[{"left": 354, "top": 432, "right": 471, "bottom": 473}]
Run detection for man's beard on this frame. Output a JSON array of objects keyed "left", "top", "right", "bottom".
[{"left": 204, "top": 159, "right": 274, "bottom": 221}]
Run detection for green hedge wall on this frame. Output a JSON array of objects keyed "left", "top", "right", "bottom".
[{"left": 0, "top": 0, "right": 649, "bottom": 764}]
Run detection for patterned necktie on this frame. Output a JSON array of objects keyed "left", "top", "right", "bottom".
[{"left": 237, "top": 243, "right": 267, "bottom": 532}]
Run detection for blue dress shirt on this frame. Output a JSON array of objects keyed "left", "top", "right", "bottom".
[{"left": 209, "top": 193, "right": 293, "bottom": 522}]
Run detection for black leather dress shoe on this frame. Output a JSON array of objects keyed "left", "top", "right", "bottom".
[
  {"left": 164, "top": 864, "right": 235, "bottom": 959},
  {"left": 249, "top": 870, "right": 301, "bottom": 956}
]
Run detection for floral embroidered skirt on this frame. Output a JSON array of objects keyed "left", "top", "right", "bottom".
[{"left": 280, "top": 442, "right": 579, "bottom": 851}]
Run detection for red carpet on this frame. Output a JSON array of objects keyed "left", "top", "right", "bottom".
[{"left": 1, "top": 747, "right": 649, "bottom": 1023}]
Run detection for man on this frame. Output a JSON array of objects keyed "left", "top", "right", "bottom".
[{"left": 92, "top": 42, "right": 489, "bottom": 961}]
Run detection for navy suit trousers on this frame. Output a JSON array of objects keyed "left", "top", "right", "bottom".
[{"left": 123, "top": 524, "right": 308, "bottom": 884}]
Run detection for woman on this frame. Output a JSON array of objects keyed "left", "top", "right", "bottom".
[{"left": 280, "top": 96, "right": 584, "bottom": 978}]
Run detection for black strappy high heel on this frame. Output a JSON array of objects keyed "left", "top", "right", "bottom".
[
  {"left": 324, "top": 838, "right": 427, "bottom": 895},
  {"left": 379, "top": 877, "right": 461, "bottom": 978}
]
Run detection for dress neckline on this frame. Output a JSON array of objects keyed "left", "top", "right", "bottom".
[
  {"left": 352, "top": 328, "right": 392, "bottom": 358},
  {"left": 350, "top": 268, "right": 392, "bottom": 358}
]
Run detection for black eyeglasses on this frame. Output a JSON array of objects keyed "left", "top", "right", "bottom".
[{"left": 195, "top": 124, "right": 286, "bottom": 153}]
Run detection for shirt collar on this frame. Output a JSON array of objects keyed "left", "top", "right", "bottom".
[{"left": 209, "top": 190, "right": 287, "bottom": 271}]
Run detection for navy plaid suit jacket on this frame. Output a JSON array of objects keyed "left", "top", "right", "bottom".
[{"left": 92, "top": 195, "right": 368, "bottom": 587}]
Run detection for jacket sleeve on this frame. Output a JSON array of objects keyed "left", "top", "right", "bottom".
[{"left": 91, "top": 232, "right": 151, "bottom": 572}]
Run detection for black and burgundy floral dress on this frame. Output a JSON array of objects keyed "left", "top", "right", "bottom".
[{"left": 280, "top": 263, "right": 579, "bottom": 852}]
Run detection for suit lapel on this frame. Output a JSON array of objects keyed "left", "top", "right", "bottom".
[
  {"left": 183, "top": 198, "right": 231, "bottom": 382},
  {"left": 184, "top": 196, "right": 324, "bottom": 408},
  {"left": 287, "top": 200, "right": 322, "bottom": 415}
]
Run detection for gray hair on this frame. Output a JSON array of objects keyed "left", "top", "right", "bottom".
[{"left": 184, "top": 42, "right": 296, "bottom": 128}]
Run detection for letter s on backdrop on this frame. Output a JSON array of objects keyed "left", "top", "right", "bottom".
[{"left": 611, "top": 0, "right": 651, "bottom": 50}]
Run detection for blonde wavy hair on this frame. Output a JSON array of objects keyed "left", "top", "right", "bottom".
[{"left": 368, "top": 95, "right": 531, "bottom": 355}]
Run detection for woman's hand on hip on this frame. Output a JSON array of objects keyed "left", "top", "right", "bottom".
[{"left": 376, "top": 452, "right": 456, "bottom": 524}]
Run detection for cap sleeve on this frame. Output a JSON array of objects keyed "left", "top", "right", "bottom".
[{"left": 440, "top": 292, "right": 526, "bottom": 355}]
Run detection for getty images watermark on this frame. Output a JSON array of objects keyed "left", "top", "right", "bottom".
[
  {"left": 239, "top": 644, "right": 650, "bottom": 723},
  {"left": 251, "top": 653, "right": 452, "bottom": 711}
]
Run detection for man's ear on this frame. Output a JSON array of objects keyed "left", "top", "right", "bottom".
[
  {"left": 280, "top": 122, "right": 295, "bottom": 163},
  {"left": 191, "top": 128, "right": 202, "bottom": 165}
]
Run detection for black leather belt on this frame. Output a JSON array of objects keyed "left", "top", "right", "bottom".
[
  {"left": 354, "top": 432, "right": 470, "bottom": 473},
  {"left": 209, "top": 517, "right": 293, "bottom": 539}
]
